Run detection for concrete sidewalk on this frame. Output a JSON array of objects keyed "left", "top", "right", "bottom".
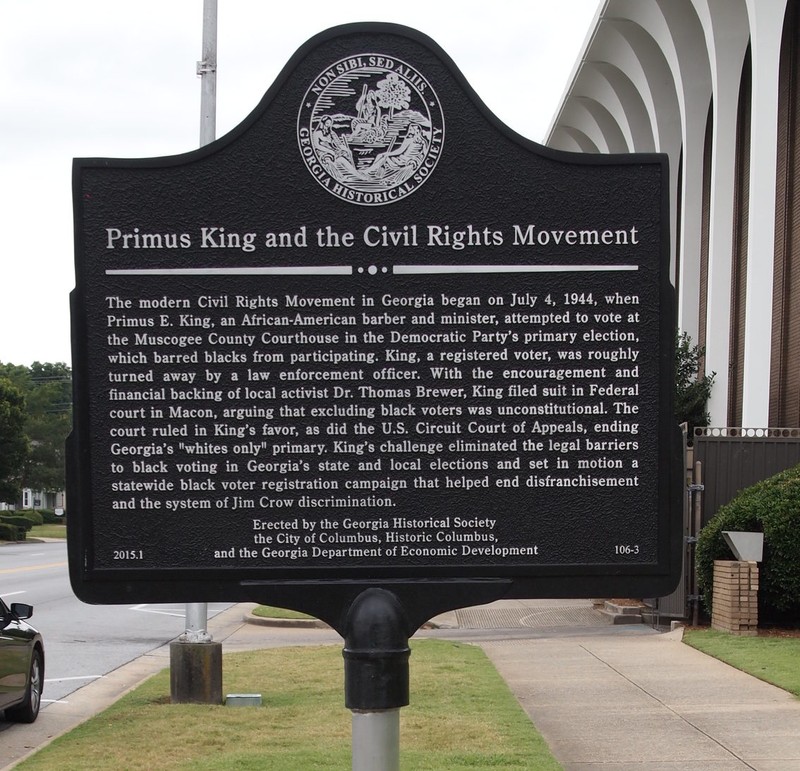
[
  {"left": 481, "top": 628, "right": 800, "bottom": 770},
  {"left": 439, "top": 599, "right": 800, "bottom": 769},
  {"left": 4, "top": 600, "right": 800, "bottom": 770}
]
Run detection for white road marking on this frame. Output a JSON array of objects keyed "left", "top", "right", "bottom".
[
  {"left": 129, "top": 604, "right": 185, "bottom": 618},
  {"left": 129, "top": 603, "right": 230, "bottom": 618}
]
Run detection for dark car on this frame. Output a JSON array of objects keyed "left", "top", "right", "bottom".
[{"left": 0, "top": 597, "right": 44, "bottom": 722}]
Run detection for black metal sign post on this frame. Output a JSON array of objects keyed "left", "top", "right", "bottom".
[
  {"left": 344, "top": 588, "right": 409, "bottom": 771},
  {"left": 69, "top": 22, "right": 680, "bottom": 766}
]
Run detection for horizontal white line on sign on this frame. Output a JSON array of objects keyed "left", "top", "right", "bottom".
[
  {"left": 393, "top": 264, "right": 639, "bottom": 274},
  {"left": 105, "top": 266, "right": 352, "bottom": 276}
]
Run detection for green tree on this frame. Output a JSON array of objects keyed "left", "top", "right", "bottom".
[
  {"left": 0, "top": 376, "right": 28, "bottom": 502},
  {"left": 675, "top": 332, "right": 715, "bottom": 437},
  {"left": 0, "top": 362, "right": 72, "bottom": 493}
]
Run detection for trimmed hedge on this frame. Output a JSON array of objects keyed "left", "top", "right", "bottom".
[
  {"left": 0, "top": 521, "right": 25, "bottom": 541},
  {"left": 22, "top": 510, "right": 44, "bottom": 526},
  {"left": 36, "top": 508, "right": 65, "bottom": 524},
  {"left": 0, "top": 515, "right": 33, "bottom": 532},
  {"left": 696, "top": 463, "right": 800, "bottom": 624},
  {"left": 8, "top": 509, "right": 64, "bottom": 525}
]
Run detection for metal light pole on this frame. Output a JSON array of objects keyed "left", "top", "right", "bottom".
[
  {"left": 170, "top": 0, "right": 222, "bottom": 703},
  {"left": 184, "top": 0, "right": 217, "bottom": 647},
  {"left": 198, "top": 0, "right": 217, "bottom": 148}
]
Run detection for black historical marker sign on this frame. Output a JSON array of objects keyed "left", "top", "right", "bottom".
[{"left": 69, "top": 23, "right": 681, "bottom": 609}]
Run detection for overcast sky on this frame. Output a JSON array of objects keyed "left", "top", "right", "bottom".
[{"left": 0, "top": 0, "right": 599, "bottom": 368}]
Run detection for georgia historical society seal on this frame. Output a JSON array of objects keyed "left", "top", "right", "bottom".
[{"left": 298, "top": 54, "right": 444, "bottom": 206}]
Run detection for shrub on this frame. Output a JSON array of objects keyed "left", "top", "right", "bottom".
[
  {"left": 37, "top": 508, "right": 63, "bottom": 524},
  {"left": 0, "top": 522, "right": 21, "bottom": 541},
  {"left": 0, "top": 515, "right": 33, "bottom": 532},
  {"left": 22, "top": 510, "right": 44, "bottom": 526},
  {"left": 696, "top": 463, "right": 800, "bottom": 624}
]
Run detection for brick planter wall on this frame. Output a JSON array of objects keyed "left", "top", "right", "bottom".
[{"left": 712, "top": 560, "right": 759, "bottom": 635}]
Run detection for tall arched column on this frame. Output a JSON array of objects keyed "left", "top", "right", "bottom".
[
  {"left": 741, "top": 0, "right": 788, "bottom": 426},
  {"left": 694, "top": 0, "right": 750, "bottom": 425}
]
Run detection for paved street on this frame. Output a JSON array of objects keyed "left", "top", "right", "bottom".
[{"left": 1, "top": 541, "right": 232, "bottom": 706}]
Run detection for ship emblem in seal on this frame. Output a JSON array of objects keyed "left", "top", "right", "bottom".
[{"left": 298, "top": 54, "right": 444, "bottom": 205}]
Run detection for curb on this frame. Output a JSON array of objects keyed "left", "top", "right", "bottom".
[
  {"left": 242, "top": 609, "right": 446, "bottom": 630},
  {"left": 599, "top": 600, "right": 646, "bottom": 625},
  {"left": 244, "top": 610, "right": 330, "bottom": 629}
]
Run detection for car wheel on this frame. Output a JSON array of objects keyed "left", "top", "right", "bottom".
[{"left": 5, "top": 648, "right": 43, "bottom": 723}]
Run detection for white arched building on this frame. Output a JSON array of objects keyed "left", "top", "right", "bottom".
[{"left": 547, "top": 0, "right": 799, "bottom": 429}]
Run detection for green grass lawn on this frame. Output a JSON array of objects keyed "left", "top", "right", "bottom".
[
  {"left": 684, "top": 629, "right": 800, "bottom": 697},
  {"left": 251, "top": 604, "right": 315, "bottom": 620},
  {"left": 17, "top": 640, "right": 561, "bottom": 770},
  {"left": 29, "top": 523, "right": 68, "bottom": 539}
]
